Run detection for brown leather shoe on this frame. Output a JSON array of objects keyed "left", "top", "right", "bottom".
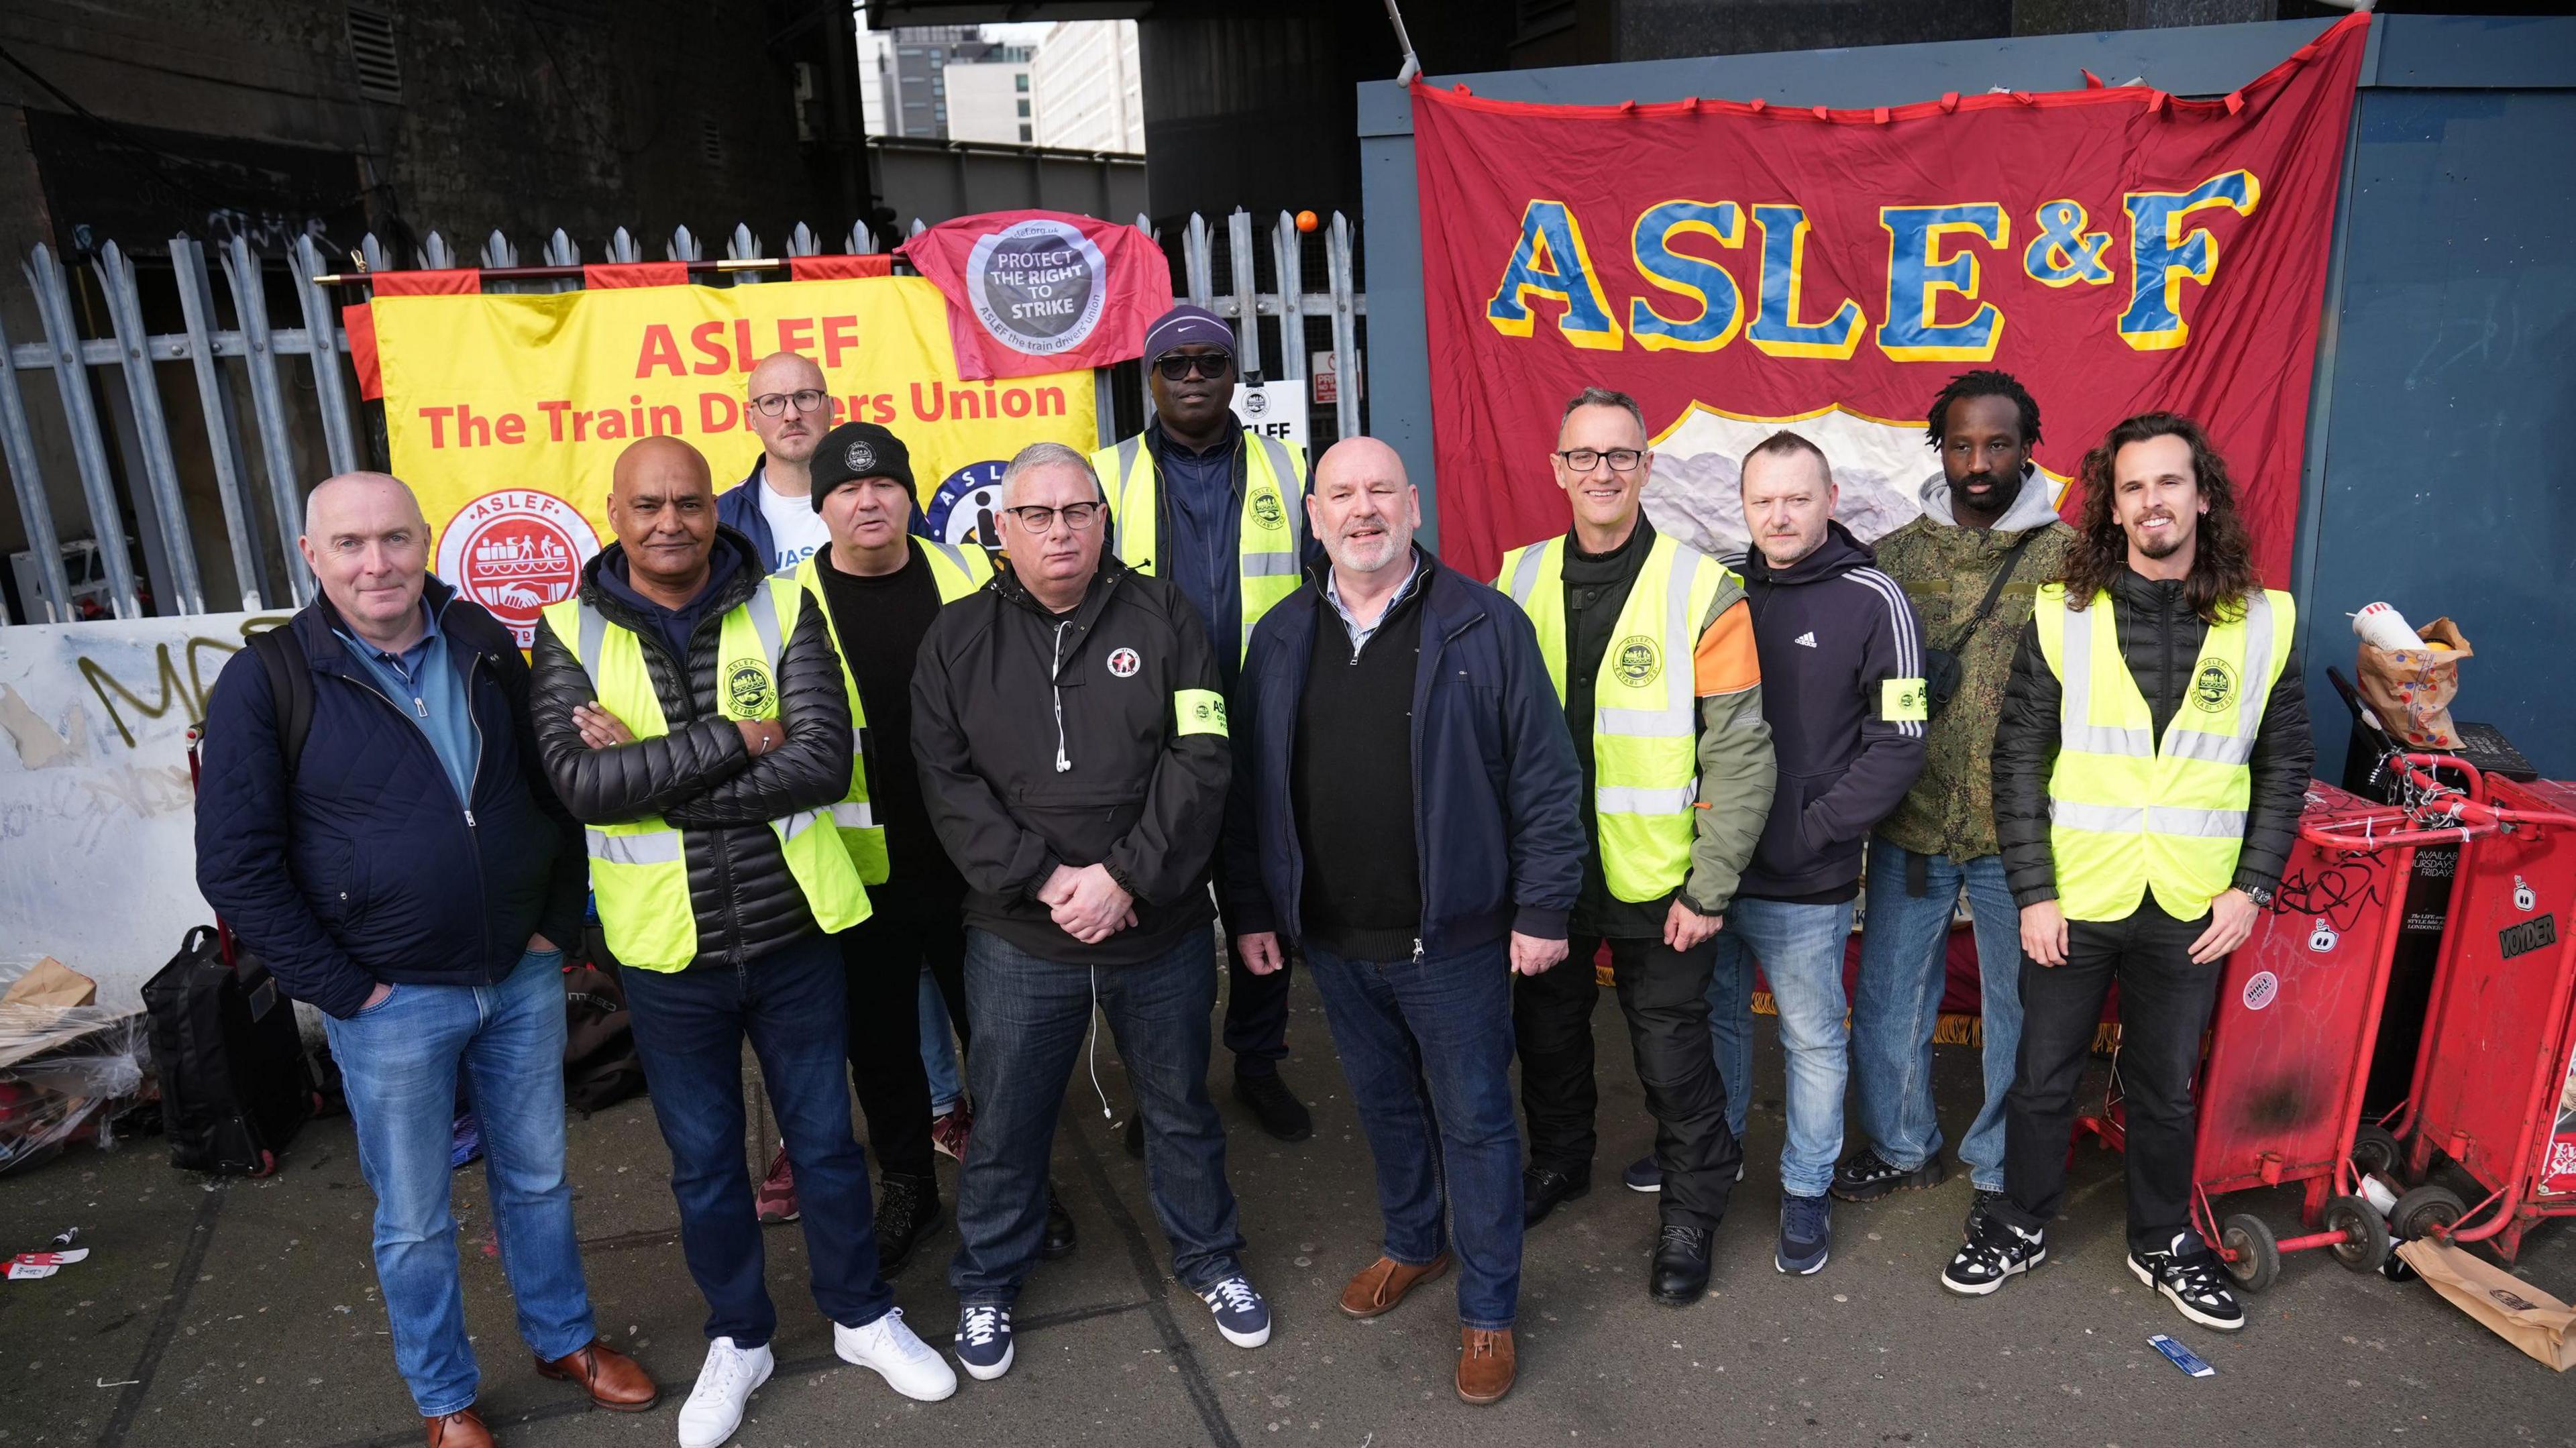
[
  {"left": 1338, "top": 1252, "right": 1452, "bottom": 1319},
  {"left": 1456, "top": 1327, "right": 1516, "bottom": 1405},
  {"left": 424, "top": 1406, "right": 493, "bottom": 1448},
  {"left": 535, "top": 1338, "right": 659, "bottom": 1412}
]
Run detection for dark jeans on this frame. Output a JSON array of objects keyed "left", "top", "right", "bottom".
[
  {"left": 623, "top": 932, "right": 892, "bottom": 1345},
  {"left": 1305, "top": 938, "right": 1522, "bottom": 1330},
  {"left": 1214, "top": 869, "right": 1290, "bottom": 1076},
  {"left": 951, "top": 927, "right": 1246, "bottom": 1306},
  {"left": 837, "top": 893, "right": 969, "bottom": 1178},
  {"left": 1996, "top": 898, "right": 2226, "bottom": 1258},
  {"left": 1517, "top": 934, "right": 1743, "bottom": 1229}
]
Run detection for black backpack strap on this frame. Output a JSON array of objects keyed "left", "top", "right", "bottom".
[
  {"left": 1941, "top": 526, "right": 2041, "bottom": 654},
  {"left": 246, "top": 626, "right": 314, "bottom": 778}
]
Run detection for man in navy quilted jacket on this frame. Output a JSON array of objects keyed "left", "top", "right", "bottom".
[{"left": 196, "top": 473, "right": 653, "bottom": 1448}]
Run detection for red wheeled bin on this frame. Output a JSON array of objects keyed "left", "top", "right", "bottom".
[{"left": 2374, "top": 775, "right": 2576, "bottom": 1264}]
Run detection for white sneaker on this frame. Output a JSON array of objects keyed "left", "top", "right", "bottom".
[
  {"left": 676, "top": 1336, "right": 773, "bottom": 1448},
  {"left": 835, "top": 1306, "right": 960, "bottom": 1401}
]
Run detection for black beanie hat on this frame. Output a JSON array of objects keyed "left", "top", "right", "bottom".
[{"left": 809, "top": 421, "right": 915, "bottom": 510}]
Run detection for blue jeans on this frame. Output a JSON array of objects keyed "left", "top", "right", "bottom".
[
  {"left": 622, "top": 932, "right": 891, "bottom": 1345},
  {"left": 324, "top": 946, "right": 592, "bottom": 1417},
  {"left": 1853, "top": 842, "right": 2023, "bottom": 1191},
  {"left": 952, "top": 928, "right": 1244, "bottom": 1304},
  {"left": 920, "top": 965, "right": 963, "bottom": 1115},
  {"left": 1707, "top": 897, "right": 1858, "bottom": 1199},
  {"left": 1305, "top": 939, "right": 1522, "bottom": 1330}
]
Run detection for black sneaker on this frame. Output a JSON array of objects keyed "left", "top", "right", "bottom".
[
  {"left": 1622, "top": 1153, "right": 1662, "bottom": 1193},
  {"left": 2129, "top": 1234, "right": 2245, "bottom": 1331},
  {"left": 1962, "top": 1188, "right": 2006, "bottom": 1241},
  {"left": 1942, "top": 1210, "right": 2045, "bottom": 1296},
  {"left": 1042, "top": 1185, "right": 1077, "bottom": 1259},
  {"left": 1831, "top": 1146, "right": 1948, "bottom": 1203},
  {"left": 1521, "top": 1165, "right": 1591, "bottom": 1227},
  {"left": 1232, "top": 1071, "right": 1314, "bottom": 1142},
  {"left": 873, "top": 1171, "right": 944, "bottom": 1275},
  {"left": 1124, "top": 1112, "right": 1144, "bottom": 1159}
]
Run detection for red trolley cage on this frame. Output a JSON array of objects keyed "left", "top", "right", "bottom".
[
  {"left": 2074, "top": 776, "right": 2491, "bottom": 1290},
  {"left": 2375, "top": 773, "right": 2576, "bottom": 1264}
]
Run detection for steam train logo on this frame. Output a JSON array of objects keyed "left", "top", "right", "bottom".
[{"left": 437, "top": 490, "right": 601, "bottom": 647}]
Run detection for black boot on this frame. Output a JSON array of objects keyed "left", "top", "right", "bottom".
[
  {"left": 1650, "top": 1223, "right": 1713, "bottom": 1305},
  {"left": 1232, "top": 1070, "right": 1313, "bottom": 1142},
  {"left": 1042, "top": 1184, "right": 1078, "bottom": 1259},
  {"left": 1521, "top": 1165, "right": 1591, "bottom": 1227},
  {"left": 873, "top": 1171, "right": 944, "bottom": 1275}
]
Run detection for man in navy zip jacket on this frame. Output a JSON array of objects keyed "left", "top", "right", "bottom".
[
  {"left": 1224, "top": 437, "right": 1584, "bottom": 1406},
  {"left": 196, "top": 473, "right": 650, "bottom": 1448},
  {"left": 1706, "top": 433, "right": 1926, "bottom": 1279}
]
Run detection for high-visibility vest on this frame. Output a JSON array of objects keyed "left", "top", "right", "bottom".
[
  {"left": 1096, "top": 429, "right": 1307, "bottom": 661},
  {"left": 1500, "top": 531, "right": 1727, "bottom": 903},
  {"left": 782, "top": 539, "right": 993, "bottom": 883},
  {"left": 2034, "top": 583, "right": 2295, "bottom": 924},
  {"left": 539, "top": 577, "right": 871, "bottom": 972}
]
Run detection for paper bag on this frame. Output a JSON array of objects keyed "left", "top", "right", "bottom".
[
  {"left": 2356, "top": 616, "right": 2472, "bottom": 748},
  {"left": 2396, "top": 1238, "right": 2576, "bottom": 1371},
  {"left": 1, "top": 958, "right": 97, "bottom": 1009}
]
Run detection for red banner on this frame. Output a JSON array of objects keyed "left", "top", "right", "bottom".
[
  {"left": 900, "top": 209, "right": 1174, "bottom": 380},
  {"left": 1413, "top": 13, "right": 2367, "bottom": 583}
]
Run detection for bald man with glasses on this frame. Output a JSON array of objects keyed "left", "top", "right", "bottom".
[{"left": 715, "top": 352, "right": 842, "bottom": 575}]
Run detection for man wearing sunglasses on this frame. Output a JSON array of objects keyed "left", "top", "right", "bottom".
[
  {"left": 714, "top": 352, "right": 843, "bottom": 575},
  {"left": 1497, "top": 388, "right": 1774, "bottom": 1306},
  {"left": 1093, "top": 304, "right": 1316, "bottom": 1149}
]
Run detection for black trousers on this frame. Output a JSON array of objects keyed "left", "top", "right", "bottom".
[
  {"left": 1216, "top": 870, "right": 1291, "bottom": 1076},
  {"left": 1515, "top": 934, "right": 1741, "bottom": 1230},
  {"left": 835, "top": 891, "right": 971, "bottom": 1182},
  {"left": 1996, "top": 897, "right": 2224, "bottom": 1258}
]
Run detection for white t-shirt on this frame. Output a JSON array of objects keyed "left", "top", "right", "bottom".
[{"left": 757, "top": 472, "right": 834, "bottom": 572}]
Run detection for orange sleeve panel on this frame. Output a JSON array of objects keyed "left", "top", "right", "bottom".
[{"left": 1694, "top": 599, "right": 1760, "bottom": 698}]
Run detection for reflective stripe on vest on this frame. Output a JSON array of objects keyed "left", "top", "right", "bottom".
[
  {"left": 2034, "top": 583, "right": 2294, "bottom": 924},
  {"left": 783, "top": 541, "right": 993, "bottom": 884},
  {"left": 1500, "top": 531, "right": 1726, "bottom": 902},
  {"left": 1099, "top": 429, "right": 1308, "bottom": 661},
  {"left": 540, "top": 577, "right": 871, "bottom": 971}
]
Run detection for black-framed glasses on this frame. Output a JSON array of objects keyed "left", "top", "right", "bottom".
[
  {"left": 749, "top": 389, "right": 830, "bottom": 417},
  {"left": 1002, "top": 500, "right": 1105, "bottom": 533},
  {"left": 1152, "top": 353, "right": 1232, "bottom": 382},
  {"left": 1556, "top": 447, "right": 1646, "bottom": 474}
]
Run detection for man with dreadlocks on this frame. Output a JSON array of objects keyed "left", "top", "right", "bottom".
[
  {"left": 1941, "top": 412, "right": 2311, "bottom": 1333},
  {"left": 1837, "top": 372, "right": 2073, "bottom": 1228}
]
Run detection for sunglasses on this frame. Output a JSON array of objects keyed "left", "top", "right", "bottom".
[{"left": 1152, "top": 353, "right": 1232, "bottom": 382}]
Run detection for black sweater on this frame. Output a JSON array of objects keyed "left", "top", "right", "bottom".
[
  {"left": 1292, "top": 581, "right": 1429, "bottom": 960},
  {"left": 812, "top": 545, "right": 963, "bottom": 902}
]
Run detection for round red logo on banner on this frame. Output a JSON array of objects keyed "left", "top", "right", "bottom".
[{"left": 436, "top": 490, "right": 600, "bottom": 647}]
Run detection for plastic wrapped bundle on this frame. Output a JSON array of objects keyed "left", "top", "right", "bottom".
[{"left": 0, "top": 959, "right": 151, "bottom": 1174}]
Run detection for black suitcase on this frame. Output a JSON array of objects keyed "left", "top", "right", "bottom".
[{"left": 142, "top": 928, "right": 318, "bottom": 1176}]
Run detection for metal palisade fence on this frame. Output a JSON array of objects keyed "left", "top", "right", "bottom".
[{"left": 0, "top": 207, "right": 1364, "bottom": 628}]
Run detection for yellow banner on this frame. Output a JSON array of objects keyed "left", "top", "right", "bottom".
[{"left": 375, "top": 276, "right": 1094, "bottom": 643}]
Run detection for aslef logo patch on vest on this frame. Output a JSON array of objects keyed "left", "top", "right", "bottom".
[
  {"left": 1107, "top": 647, "right": 1142, "bottom": 679},
  {"left": 437, "top": 490, "right": 601, "bottom": 647},
  {"left": 925, "top": 460, "right": 1011, "bottom": 552},
  {"left": 845, "top": 439, "right": 877, "bottom": 475},
  {"left": 965, "top": 218, "right": 1110, "bottom": 356},
  {"left": 2191, "top": 659, "right": 2239, "bottom": 713},
  {"left": 726, "top": 660, "right": 776, "bottom": 716},
  {"left": 1613, "top": 635, "right": 1662, "bottom": 689},
  {"left": 1250, "top": 488, "right": 1287, "bottom": 531}
]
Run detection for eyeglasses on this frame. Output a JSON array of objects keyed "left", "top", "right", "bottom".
[
  {"left": 1002, "top": 500, "right": 1105, "bottom": 533},
  {"left": 749, "top": 389, "right": 830, "bottom": 417},
  {"left": 1556, "top": 447, "right": 1646, "bottom": 474},
  {"left": 1152, "top": 353, "right": 1232, "bottom": 382}
]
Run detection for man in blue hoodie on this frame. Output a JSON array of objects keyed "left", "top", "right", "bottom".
[
  {"left": 1708, "top": 433, "right": 1926, "bottom": 1277},
  {"left": 713, "top": 352, "right": 839, "bottom": 575}
]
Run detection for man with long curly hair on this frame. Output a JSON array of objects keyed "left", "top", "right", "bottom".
[{"left": 1941, "top": 412, "right": 2312, "bottom": 1333}]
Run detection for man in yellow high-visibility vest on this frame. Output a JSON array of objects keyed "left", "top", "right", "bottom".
[
  {"left": 1095, "top": 304, "right": 1313, "bottom": 1146},
  {"left": 529, "top": 436, "right": 957, "bottom": 1437},
  {"left": 1497, "top": 387, "right": 1775, "bottom": 1307},
  {"left": 1942, "top": 412, "right": 2312, "bottom": 1337}
]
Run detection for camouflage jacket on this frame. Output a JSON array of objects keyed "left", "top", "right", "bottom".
[{"left": 1870, "top": 472, "right": 2074, "bottom": 862}]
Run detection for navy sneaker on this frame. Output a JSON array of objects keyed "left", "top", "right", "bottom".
[
  {"left": 1623, "top": 1153, "right": 1662, "bottom": 1193},
  {"left": 1198, "top": 1274, "right": 1272, "bottom": 1347},
  {"left": 1777, "top": 1192, "right": 1832, "bottom": 1275},
  {"left": 954, "top": 1304, "right": 1014, "bottom": 1380}
]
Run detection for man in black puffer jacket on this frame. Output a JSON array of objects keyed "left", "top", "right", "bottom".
[
  {"left": 1944, "top": 412, "right": 2310, "bottom": 1339},
  {"left": 529, "top": 436, "right": 956, "bottom": 1431}
]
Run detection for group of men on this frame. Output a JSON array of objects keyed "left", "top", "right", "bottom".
[{"left": 194, "top": 298, "right": 2310, "bottom": 1447}]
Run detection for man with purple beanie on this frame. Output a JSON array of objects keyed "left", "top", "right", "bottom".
[{"left": 1092, "top": 303, "right": 1316, "bottom": 1149}]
